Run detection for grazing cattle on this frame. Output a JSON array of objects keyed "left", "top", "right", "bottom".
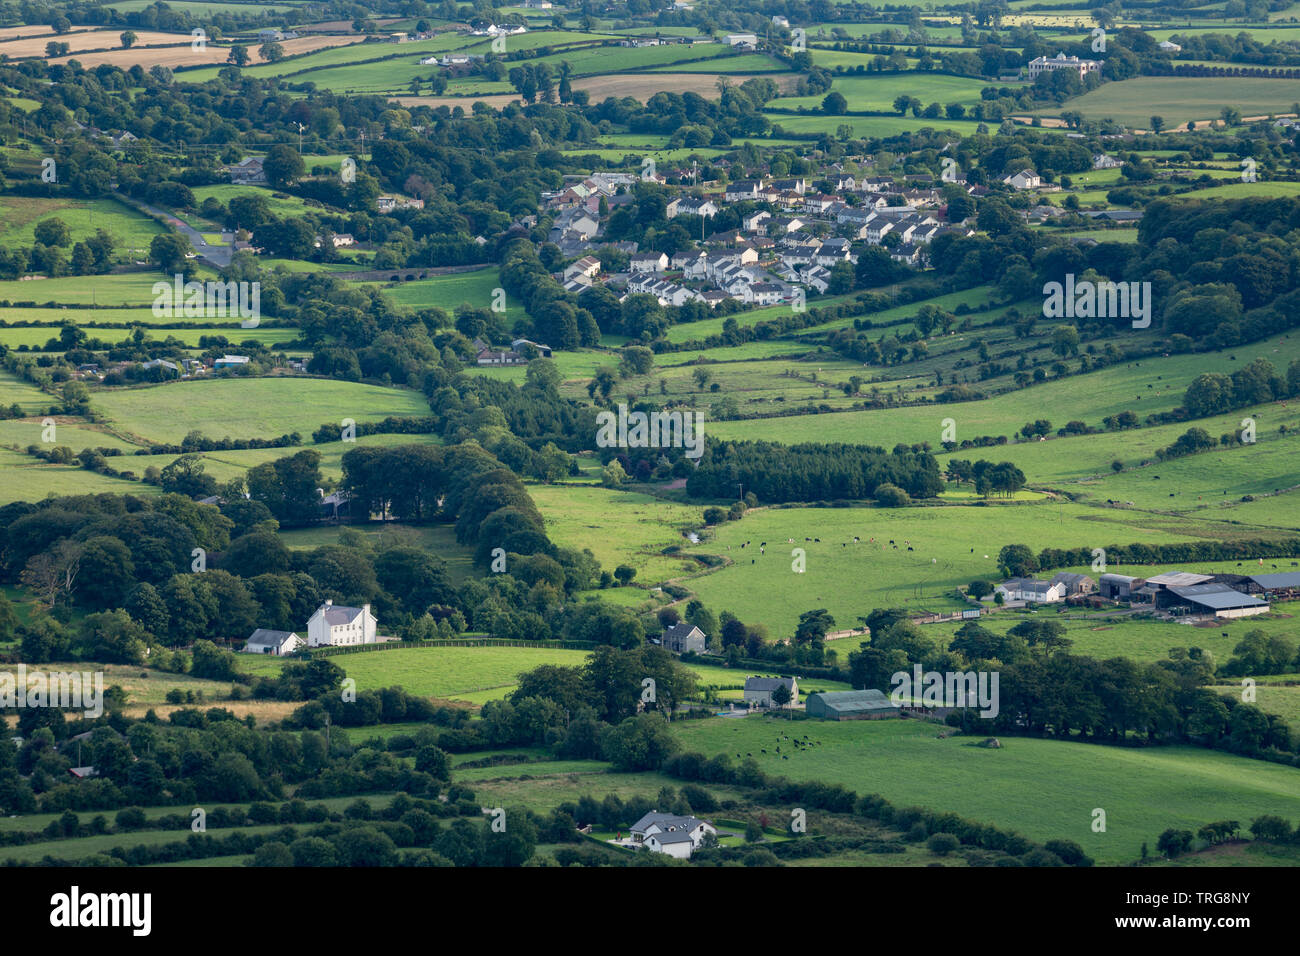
[
  {"left": 814, "top": 538, "right": 820, "bottom": 542},
  {"left": 890, "top": 540, "right": 895, "bottom": 545},
  {"left": 761, "top": 749, "right": 766, "bottom": 754},
  {"left": 908, "top": 546, "right": 914, "bottom": 551}
]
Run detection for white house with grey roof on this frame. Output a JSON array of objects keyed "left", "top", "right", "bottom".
[
  {"left": 307, "top": 600, "right": 378, "bottom": 647},
  {"left": 661, "top": 622, "right": 707, "bottom": 654},
  {"left": 743, "top": 676, "right": 799, "bottom": 708},
  {"left": 628, "top": 812, "right": 717, "bottom": 858},
  {"left": 995, "top": 578, "right": 1066, "bottom": 604},
  {"left": 243, "top": 628, "right": 304, "bottom": 655}
]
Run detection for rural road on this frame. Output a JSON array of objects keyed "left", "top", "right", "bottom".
[{"left": 117, "top": 192, "right": 233, "bottom": 269}]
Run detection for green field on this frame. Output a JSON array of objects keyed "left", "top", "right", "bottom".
[
  {"left": 368, "top": 267, "right": 516, "bottom": 314},
  {"left": 672, "top": 716, "right": 1300, "bottom": 864},
  {"left": 0, "top": 196, "right": 163, "bottom": 262},
  {"left": 1041, "top": 77, "right": 1300, "bottom": 126},
  {"left": 777, "top": 72, "right": 991, "bottom": 112},
  {"left": 708, "top": 332, "right": 1300, "bottom": 447},
  {"left": 680, "top": 501, "right": 1236, "bottom": 636},
  {"left": 91, "top": 377, "right": 430, "bottom": 445},
  {"left": 528, "top": 482, "right": 703, "bottom": 584}
]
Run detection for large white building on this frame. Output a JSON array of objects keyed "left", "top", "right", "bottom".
[
  {"left": 628, "top": 812, "right": 717, "bottom": 859},
  {"left": 307, "top": 600, "right": 378, "bottom": 647},
  {"left": 1027, "top": 52, "right": 1101, "bottom": 81}
]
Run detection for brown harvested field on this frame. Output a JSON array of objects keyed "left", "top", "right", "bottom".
[
  {"left": 51, "top": 34, "right": 364, "bottom": 69},
  {"left": 0, "top": 24, "right": 95, "bottom": 41},
  {"left": 6, "top": 29, "right": 191, "bottom": 57},
  {"left": 120, "top": 700, "right": 302, "bottom": 726},
  {"left": 393, "top": 72, "right": 797, "bottom": 110}
]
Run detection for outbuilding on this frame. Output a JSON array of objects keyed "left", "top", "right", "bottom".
[{"left": 805, "top": 689, "right": 898, "bottom": 720}]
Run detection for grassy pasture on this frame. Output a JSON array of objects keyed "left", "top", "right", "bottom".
[
  {"left": 1042, "top": 77, "right": 1300, "bottom": 126},
  {"left": 0, "top": 272, "right": 174, "bottom": 306},
  {"left": 936, "top": 402, "right": 1300, "bottom": 484},
  {"left": 1065, "top": 435, "right": 1300, "bottom": 519},
  {"left": 0, "top": 446, "right": 142, "bottom": 503},
  {"left": 90, "top": 377, "right": 430, "bottom": 445},
  {"left": 0, "top": 371, "right": 54, "bottom": 411},
  {"left": 912, "top": 600, "right": 1300, "bottom": 667},
  {"left": 0, "top": 196, "right": 163, "bottom": 262},
  {"left": 0, "top": 417, "right": 139, "bottom": 452},
  {"left": 673, "top": 716, "right": 1300, "bottom": 865},
  {"left": 190, "top": 184, "right": 318, "bottom": 220},
  {"left": 707, "top": 332, "right": 1299, "bottom": 447},
  {"left": 277, "top": 645, "right": 595, "bottom": 701},
  {"left": 777, "top": 72, "right": 990, "bottom": 112},
  {"left": 766, "top": 113, "right": 983, "bottom": 138},
  {"left": 527, "top": 483, "right": 703, "bottom": 584},
  {"left": 367, "top": 267, "right": 515, "bottom": 313},
  {"left": 681, "top": 501, "right": 1262, "bottom": 635}
]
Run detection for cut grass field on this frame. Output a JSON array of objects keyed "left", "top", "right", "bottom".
[
  {"left": 671, "top": 715, "right": 1300, "bottom": 864},
  {"left": 0, "top": 272, "right": 180, "bottom": 306},
  {"left": 367, "top": 267, "right": 516, "bottom": 313},
  {"left": 90, "top": 377, "right": 430, "bottom": 445},
  {"left": 776, "top": 72, "right": 991, "bottom": 112},
  {"left": 1039, "top": 76, "right": 1300, "bottom": 126},
  {"left": 242, "top": 645, "right": 593, "bottom": 701}
]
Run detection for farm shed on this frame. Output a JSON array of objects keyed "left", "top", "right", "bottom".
[
  {"left": 806, "top": 689, "right": 898, "bottom": 721},
  {"left": 1166, "top": 584, "right": 1269, "bottom": 619}
]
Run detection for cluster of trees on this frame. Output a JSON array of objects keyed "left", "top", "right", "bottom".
[
  {"left": 845, "top": 607, "right": 1295, "bottom": 760},
  {"left": 943, "top": 459, "right": 1027, "bottom": 497},
  {"left": 1183, "top": 357, "right": 1297, "bottom": 420},
  {"left": 1004, "top": 538, "right": 1300, "bottom": 577},
  {"left": 499, "top": 237, "right": 601, "bottom": 350},
  {"left": 686, "top": 439, "right": 945, "bottom": 502}
]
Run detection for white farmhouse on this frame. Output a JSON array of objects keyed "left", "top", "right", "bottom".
[
  {"left": 1003, "top": 169, "right": 1041, "bottom": 190},
  {"left": 307, "top": 600, "right": 378, "bottom": 647},
  {"left": 629, "top": 812, "right": 717, "bottom": 859}
]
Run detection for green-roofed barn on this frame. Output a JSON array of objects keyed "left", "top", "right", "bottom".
[{"left": 805, "top": 689, "right": 899, "bottom": 721}]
